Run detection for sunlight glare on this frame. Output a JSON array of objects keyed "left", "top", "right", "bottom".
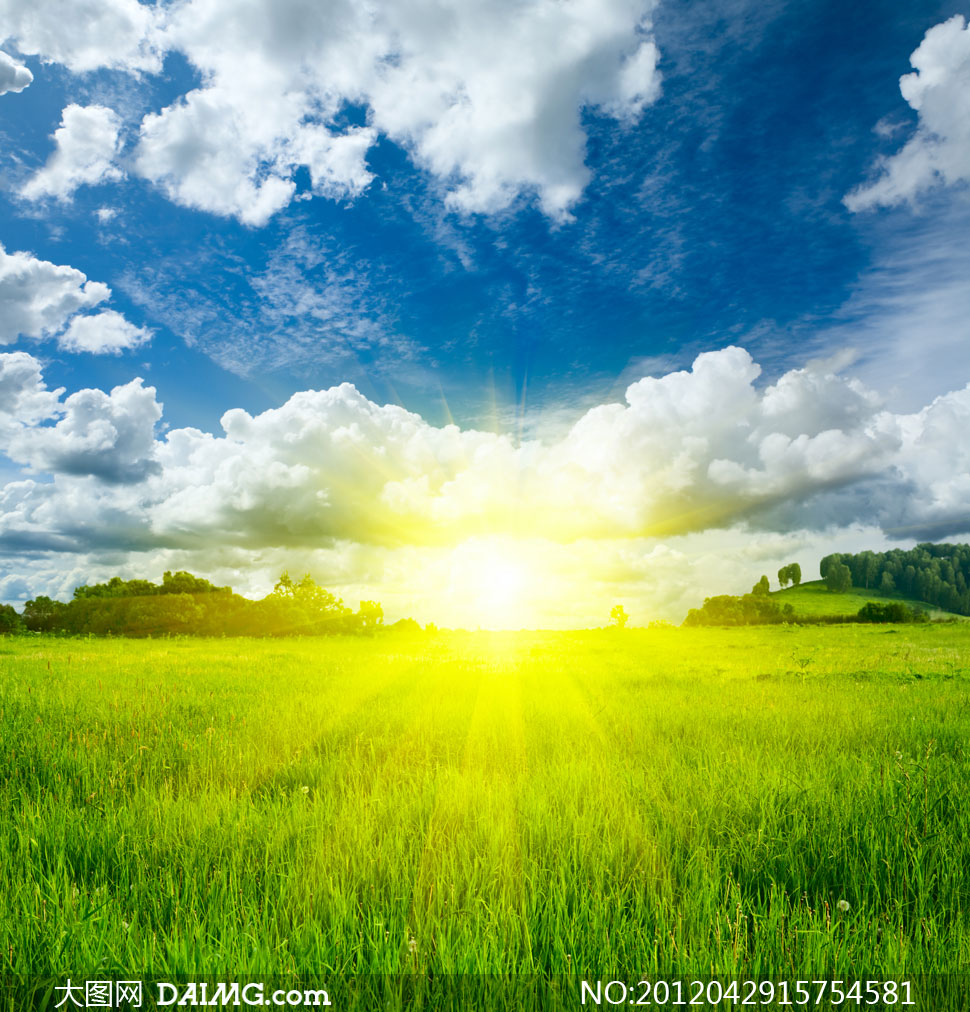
[{"left": 447, "top": 541, "right": 535, "bottom": 629}]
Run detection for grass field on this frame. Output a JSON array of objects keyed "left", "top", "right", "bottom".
[{"left": 2, "top": 627, "right": 969, "bottom": 1007}]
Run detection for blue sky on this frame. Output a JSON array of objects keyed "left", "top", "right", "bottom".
[{"left": 2, "top": 0, "right": 969, "bottom": 625}]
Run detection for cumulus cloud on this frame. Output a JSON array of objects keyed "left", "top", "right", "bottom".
[
  {"left": 4, "top": 346, "right": 970, "bottom": 620},
  {"left": 889, "top": 385, "right": 970, "bottom": 538},
  {"left": 847, "top": 15, "right": 970, "bottom": 211},
  {"left": 5, "top": 0, "right": 661, "bottom": 223},
  {"left": 2, "top": 345, "right": 968, "bottom": 562},
  {"left": 21, "top": 104, "right": 124, "bottom": 202},
  {"left": 0, "top": 0, "right": 163, "bottom": 73},
  {"left": 353, "top": 0, "right": 661, "bottom": 218},
  {"left": 134, "top": 89, "right": 301, "bottom": 227},
  {"left": 0, "top": 49, "right": 32, "bottom": 94},
  {"left": 59, "top": 310, "right": 152, "bottom": 354},
  {"left": 0, "top": 243, "right": 109, "bottom": 343},
  {"left": 6, "top": 376, "right": 161, "bottom": 484},
  {"left": 0, "top": 351, "right": 63, "bottom": 438},
  {"left": 0, "top": 243, "right": 151, "bottom": 354},
  {"left": 133, "top": 81, "right": 380, "bottom": 225}
]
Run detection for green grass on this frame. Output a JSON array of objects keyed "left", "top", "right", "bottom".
[
  {"left": 771, "top": 579, "right": 950, "bottom": 618},
  {"left": 2, "top": 627, "right": 969, "bottom": 1005}
]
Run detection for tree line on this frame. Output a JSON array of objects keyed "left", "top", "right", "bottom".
[
  {"left": 0, "top": 571, "right": 385, "bottom": 637},
  {"left": 820, "top": 543, "right": 970, "bottom": 615}
]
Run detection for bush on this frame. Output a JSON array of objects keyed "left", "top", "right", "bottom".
[
  {"left": 683, "top": 592, "right": 788, "bottom": 626},
  {"left": 856, "top": 601, "right": 928, "bottom": 624}
]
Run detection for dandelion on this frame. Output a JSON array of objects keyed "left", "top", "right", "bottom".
[
  {"left": 300, "top": 786, "right": 309, "bottom": 794},
  {"left": 837, "top": 899, "right": 850, "bottom": 913}
]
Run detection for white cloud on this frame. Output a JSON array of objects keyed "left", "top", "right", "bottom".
[
  {"left": 361, "top": 0, "right": 661, "bottom": 218},
  {"left": 21, "top": 104, "right": 124, "bottom": 202},
  {"left": 1, "top": 344, "right": 966, "bottom": 551},
  {"left": 0, "top": 0, "right": 163, "bottom": 73},
  {"left": 0, "top": 242, "right": 109, "bottom": 344},
  {"left": 0, "top": 351, "right": 63, "bottom": 438},
  {"left": 6, "top": 376, "right": 161, "bottom": 484},
  {"left": 134, "top": 88, "right": 299, "bottom": 227},
  {"left": 847, "top": 15, "right": 970, "bottom": 211},
  {"left": 121, "top": 0, "right": 660, "bottom": 223},
  {"left": 5, "top": 0, "right": 664, "bottom": 223},
  {"left": 59, "top": 310, "right": 152, "bottom": 355},
  {"left": 890, "top": 384, "right": 970, "bottom": 539},
  {"left": 0, "top": 49, "right": 32, "bottom": 94},
  {"left": 0, "top": 242, "right": 151, "bottom": 354},
  {"left": 285, "top": 124, "right": 377, "bottom": 201},
  {"left": 4, "top": 346, "right": 970, "bottom": 622}
]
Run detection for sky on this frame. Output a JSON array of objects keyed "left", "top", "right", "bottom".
[{"left": 1, "top": 0, "right": 969, "bottom": 628}]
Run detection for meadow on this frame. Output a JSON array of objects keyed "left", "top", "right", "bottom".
[{"left": 2, "top": 625, "right": 969, "bottom": 1008}]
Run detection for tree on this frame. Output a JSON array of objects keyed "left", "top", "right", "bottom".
[
  {"left": 0, "top": 604, "right": 23, "bottom": 635},
  {"left": 777, "top": 563, "right": 801, "bottom": 589},
  {"left": 389, "top": 617, "right": 421, "bottom": 632},
  {"left": 609, "top": 604, "right": 628, "bottom": 629},
  {"left": 859, "top": 550, "right": 878, "bottom": 589},
  {"left": 682, "top": 591, "right": 786, "bottom": 627},
  {"left": 879, "top": 571, "right": 896, "bottom": 595},
  {"left": 72, "top": 571, "right": 227, "bottom": 599},
  {"left": 273, "top": 572, "right": 344, "bottom": 612},
  {"left": 825, "top": 562, "right": 852, "bottom": 593},
  {"left": 752, "top": 575, "right": 770, "bottom": 596},
  {"left": 267, "top": 571, "right": 351, "bottom": 633},
  {"left": 356, "top": 600, "right": 384, "bottom": 631},
  {"left": 22, "top": 596, "right": 67, "bottom": 632},
  {"left": 820, "top": 553, "right": 842, "bottom": 580},
  {"left": 161, "top": 570, "right": 228, "bottom": 595}
]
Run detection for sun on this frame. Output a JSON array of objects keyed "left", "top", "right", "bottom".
[
  {"left": 446, "top": 540, "right": 534, "bottom": 629},
  {"left": 477, "top": 555, "right": 527, "bottom": 611}
]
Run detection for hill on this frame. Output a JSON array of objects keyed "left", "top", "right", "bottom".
[{"left": 771, "top": 580, "right": 957, "bottom": 619}]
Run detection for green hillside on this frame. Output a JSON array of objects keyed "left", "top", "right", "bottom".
[{"left": 772, "top": 579, "right": 956, "bottom": 618}]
